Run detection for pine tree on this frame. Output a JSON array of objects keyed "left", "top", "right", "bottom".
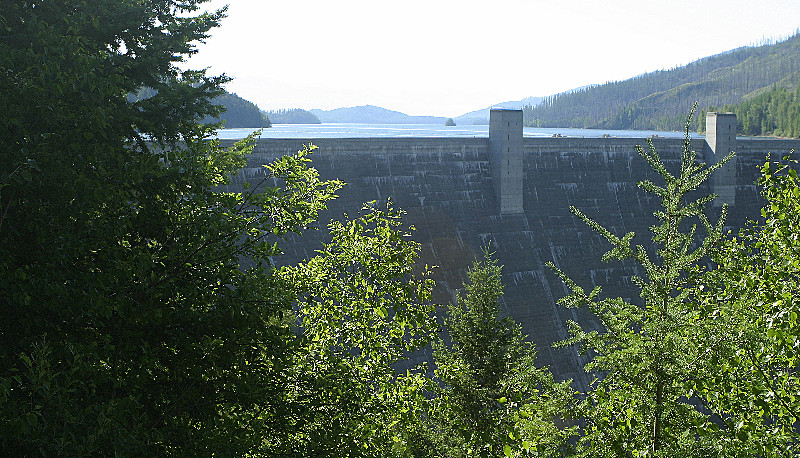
[{"left": 428, "top": 250, "right": 575, "bottom": 457}]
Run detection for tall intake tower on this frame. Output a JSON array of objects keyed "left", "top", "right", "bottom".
[
  {"left": 489, "top": 108, "right": 524, "bottom": 214},
  {"left": 704, "top": 112, "right": 738, "bottom": 206}
]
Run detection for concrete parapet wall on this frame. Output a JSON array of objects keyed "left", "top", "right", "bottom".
[
  {"left": 733, "top": 138, "right": 800, "bottom": 155},
  {"left": 246, "top": 137, "right": 489, "bottom": 158}
]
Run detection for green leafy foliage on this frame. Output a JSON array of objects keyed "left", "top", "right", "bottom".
[
  {"left": 276, "top": 201, "right": 437, "bottom": 456},
  {"left": 548, "top": 113, "right": 735, "bottom": 456},
  {"left": 425, "top": 250, "right": 576, "bottom": 457},
  {"left": 12, "top": 0, "right": 800, "bottom": 454},
  {"left": 696, "top": 155, "right": 800, "bottom": 456}
]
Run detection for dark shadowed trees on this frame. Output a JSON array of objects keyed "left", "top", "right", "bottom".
[{"left": 0, "top": 1, "right": 340, "bottom": 454}]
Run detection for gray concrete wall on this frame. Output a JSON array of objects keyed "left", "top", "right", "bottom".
[{"left": 221, "top": 135, "right": 800, "bottom": 387}]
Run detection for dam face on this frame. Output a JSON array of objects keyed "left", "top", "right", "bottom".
[{"left": 221, "top": 121, "right": 800, "bottom": 387}]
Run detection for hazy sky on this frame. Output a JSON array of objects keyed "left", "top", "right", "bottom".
[{"left": 187, "top": 0, "right": 800, "bottom": 117}]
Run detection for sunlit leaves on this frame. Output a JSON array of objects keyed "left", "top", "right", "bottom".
[
  {"left": 276, "top": 201, "right": 437, "bottom": 456},
  {"left": 698, "top": 155, "right": 800, "bottom": 455}
]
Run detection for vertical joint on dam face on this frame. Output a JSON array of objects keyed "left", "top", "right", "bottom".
[
  {"left": 489, "top": 108, "right": 524, "bottom": 214},
  {"left": 705, "top": 112, "right": 738, "bottom": 207}
]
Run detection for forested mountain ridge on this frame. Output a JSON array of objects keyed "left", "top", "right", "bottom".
[
  {"left": 699, "top": 81, "right": 800, "bottom": 137},
  {"left": 523, "top": 33, "right": 800, "bottom": 131},
  {"left": 311, "top": 105, "right": 447, "bottom": 124}
]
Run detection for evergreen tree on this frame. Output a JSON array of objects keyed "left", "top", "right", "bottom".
[
  {"left": 0, "top": 1, "right": 341, "bottom": 454},
  {"left": 549, "top": 112, "right": 735, "bottom": 456},
  {"left": 428, "top": 250, "right": 575, "bottom": 457}
]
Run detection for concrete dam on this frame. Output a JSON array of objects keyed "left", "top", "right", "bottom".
[{"left": 222, "top": 110, "right": 800, "bottom": 388}]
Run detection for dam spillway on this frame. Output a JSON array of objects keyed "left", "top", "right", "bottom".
[{"left": 220, "top": 117, "right": 800, "bottom": 387}]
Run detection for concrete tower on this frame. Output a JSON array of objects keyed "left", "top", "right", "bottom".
[
  {"left": 704, "top": 112, "right": 737, "bottom": 206},
  {"left": 489, "top": 109, "right": 524, "bottom": 214}
]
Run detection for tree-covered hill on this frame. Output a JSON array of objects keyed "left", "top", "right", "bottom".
[
  {"left": 131, "top": 88, "right": 271, "bottom": 128},
  {"left": 523, "top": 33, "right": 800, "bottom": 131},
  {"left": 264, "top": 108, "right": 321, "bottom": 124},
  {"left": 205, "top": 92, "right": 271, "bottom": 128},
  {"left": 699, "top": 81, "right": 800, "bottom": 138},
  {"left": 311, "top": 105, "right": 447, "bottom": 124}
]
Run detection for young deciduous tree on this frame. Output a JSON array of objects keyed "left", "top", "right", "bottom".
[
  {"left": 428, "top": 251, "right": 576, "bottom": 458},
  {"left": 277, "top": 201, "right": 437, "bottom": 457},
  {"left": 696, "top": 156, "right": 800, "bottom": 456},
  {"left": 549, "top": 116, "right": 734, "bottom": 457}
]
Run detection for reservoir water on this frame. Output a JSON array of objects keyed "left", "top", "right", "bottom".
[{"left": 215, "top": 123, "right": 702, "bottom": 140}]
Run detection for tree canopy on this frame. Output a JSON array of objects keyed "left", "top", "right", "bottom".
[
  {"left": 0, "top": 2, "right": 439, "bottom": 454},
  {"left": 0, "top": 1, "right": 335, "bottom": 454}
]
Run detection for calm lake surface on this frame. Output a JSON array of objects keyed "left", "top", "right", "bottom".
[{"left": 215, "top": 123, "right": 703, "bottom": 140}]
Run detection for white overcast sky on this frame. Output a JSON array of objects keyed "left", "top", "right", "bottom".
[{"left": 186, "top": 0, "right": 800, "bottom": 118}]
